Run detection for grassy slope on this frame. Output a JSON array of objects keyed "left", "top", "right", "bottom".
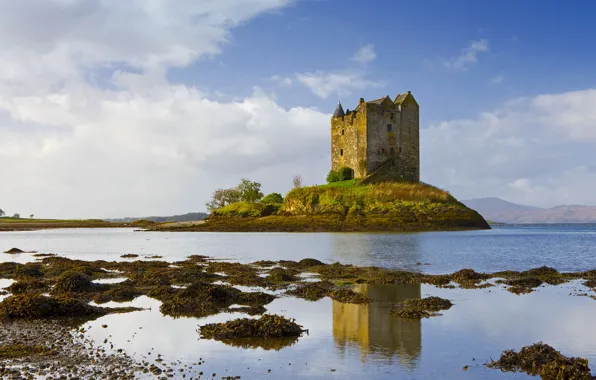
[{"left": 160, "top": 181, "right": 490, "bottom": 232}]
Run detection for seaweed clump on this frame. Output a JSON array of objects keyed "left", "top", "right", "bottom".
[
  {"left": 391, "top": 296, "right": 453, "bottom": 319},
  {"left": 52, "top": 271, "right": 95, "bottom": 293},
  {"left": 452, "top": 269, "right": 490, "bottom": 288},
  {"left": 486, "top": 342, "right": 593, "bottom": 380},
  {"left": 329, "top": 289, "right": 371, "bottom": 304},
  {"left": 199, "top": 314, "right": 304, "bottom": 343},
  {"left": 286, "top": 281, "right": 333, "bottom": 301},
  {"left": 0, "top": 294, "right": 108, "bottom": 320},
  {"left": 156, "top": 282, "right": 275, "bottom": 318},
  {"left": 4, "top": 248, "right": 25, "bottom": 254}
]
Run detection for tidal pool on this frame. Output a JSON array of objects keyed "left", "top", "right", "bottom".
[{"left": 78, "top": 281, "right": 596, "bottom": 379}]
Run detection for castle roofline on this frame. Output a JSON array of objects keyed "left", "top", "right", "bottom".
[{"left": 332, "top": 102, "right": 345, "bottom": 118}]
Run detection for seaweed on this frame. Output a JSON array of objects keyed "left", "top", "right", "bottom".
[
  {"left": 391, "top": 296, "right": 453, "bottom": 319},
  {"left": 0, "top": 343, "right": 55, "bottom": 359},
  {"left": 52, "top": 271, "right": 95, "bottom": 293},
  {"left": 486, "top": 342, "right": 593, "bottom": 379},
  {"left": 4, "top": 248, "right": 25, "bottom": 254},
  {"left": 0, "top": 294, "right": 108, "bottom": 319},
  {"left": 329, "top": 289, "right": 371, "bottom": 304},
  {"left": 286, "top": 281, "right": 333, "bottom": 301},
  {"left": 199, "top": 314, "right": 304, "bottom": 340}
]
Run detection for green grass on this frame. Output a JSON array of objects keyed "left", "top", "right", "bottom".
[
  {"left": 317, "top": 179, "right": 359, "bottom": 189},
  {"left": 210, "top": 202, "right": 279, "bottom": 218}
]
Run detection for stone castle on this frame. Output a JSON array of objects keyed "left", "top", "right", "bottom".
[{"left": 331, "top": 91, "right": 419, "bottom": 182}]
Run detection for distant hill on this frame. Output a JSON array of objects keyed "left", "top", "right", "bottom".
[
  {"left": 105, "top": 212, "right": 208, "bottom": 223},
  {"left": 461, "top": 197, "right": 596, "bottom": 224}
]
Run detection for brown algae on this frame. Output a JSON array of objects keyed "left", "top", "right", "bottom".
[
  {"left": 486, "top": 342, "right": 594, "bottom": 379},
  {"left": 391, "top": 296, "right": 453, "bottom": 319}
]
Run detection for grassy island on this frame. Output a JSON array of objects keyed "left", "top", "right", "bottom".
[{"left": 153, "top": 180, "right": 490, "bottom": 232}]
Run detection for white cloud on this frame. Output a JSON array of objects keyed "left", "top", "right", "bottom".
[
  {"left": 272, "top": 44, "right": 385, "bottom": 99},
  {"left": 443, "top": 39, "right": 489, "bottom": 71},
  {"left": 422, "top": 88, "right": 596, "bottom": 207},
  {"left": 294, "top": 71, "right": 386, "bottom": 99},
  {"left": 352, "top": 44, "right": 376, "bottom": 64},
  {"left": 0, "top": 0, "right": 336, "bottom": 219},
  {"left": 490, "top": 75, "right": 504, "bottom": 84}
]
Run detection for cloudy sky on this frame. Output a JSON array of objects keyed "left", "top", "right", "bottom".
[{"left": 1, "top": 0, "right": 595, "bottom": 218}]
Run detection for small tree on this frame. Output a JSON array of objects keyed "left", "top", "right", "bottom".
[
  {"left": 205, "top": 188, "right": 241, "bottom": 212},
  {"left": 12, "top": 213, "right": 20, "bottom": 219},
  {"left": 292, "top": 174, "right": 303, "bottom": 189},
  {"left": 30, "top": 214, "right": 34, "bottom": 219},
  {"left": 326, "top": 169, "right": 339, "bottom": 183},
  {"left": 0, "top": 208, "right": 4, "bottom": 217},
  {"left": 236, "top": 178, "right": 263, "bottom": 202},
  {"left": 261, "top": 193, "right": 284, "bottom": 205}
]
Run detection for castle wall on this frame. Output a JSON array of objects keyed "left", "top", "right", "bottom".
[
  {"left": 399, "top": 96, "right": 420, "bottom": 182},
  {"left": 330, "top": 93, "right": 420, "bottom": 182},
  {"left": 331, "top": 107, "right": 368, "bottom": 178},
  {"left": 364, "top": 102, "right": 402, "bottom": 174}
]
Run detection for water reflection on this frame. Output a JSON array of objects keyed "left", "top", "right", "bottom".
[
  {"left": 332, "top": 283, "right": 421, "bottom": 368},
  {"left": 330, "top": 233, "right": 423, "bottom": 272}
]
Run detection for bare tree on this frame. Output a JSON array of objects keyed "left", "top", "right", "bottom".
[{"left": 292, "top": 174, "right": 303, "bottom": 189}]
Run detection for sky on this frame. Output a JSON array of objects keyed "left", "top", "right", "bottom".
[{"left": 1, "top": 0, "right": 596, "bottom": 218}]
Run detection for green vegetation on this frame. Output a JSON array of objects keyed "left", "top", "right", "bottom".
[
  {"left": 210, "top": 202, "right": 279, "bottom": 218},
  {"left": 205, "top": 178, "right": 264, "bottom": 211},
  {"left": 162, "top": 180, "right": 489, "bottom": 232},
  {"left": 261, "top": 192, "right": 284, "bottom": 205},
  {"left": 326, "top": 167, "right": 354, "bottom": 183}
]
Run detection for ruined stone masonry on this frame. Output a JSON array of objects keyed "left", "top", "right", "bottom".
[{"left": 331, "top": 91, "right": 420, "bottom": 183}]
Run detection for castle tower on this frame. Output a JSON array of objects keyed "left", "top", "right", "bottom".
[{"left": 330, "top": 91, "right": 420, "bottom": 182}]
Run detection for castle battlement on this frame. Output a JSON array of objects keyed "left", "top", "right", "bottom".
[{"left": 330, "top": 91, "right": 419, "bottom": 182}]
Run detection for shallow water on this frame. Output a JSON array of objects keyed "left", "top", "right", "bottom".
[
  {"left": 2, "top": 224, "right": 596, "bottom": 379},
  {"left": 2, "top": 224, "right": 596, "bottom": 273},
  {"left": 80, "top": 282, "right": 596, "bottom": 379}
]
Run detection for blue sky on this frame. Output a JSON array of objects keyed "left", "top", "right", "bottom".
[
  {"left": 171, "top": 0, "right": 596, "bottom": 122},
  {"left": 1, "top": 0, "right": 596, "bottom": 218}
]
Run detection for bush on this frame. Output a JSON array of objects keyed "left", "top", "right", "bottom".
[
  {"left": 337, "top": 167, "right": 354, "bottom": 181},
  {"left": 326, "top": 170, "right": 340, "bottom": 183},
  {"left": 326, "top": 167, "right": 354, "bottom": 183},
  {"left": 261, "top": 193, "right": 284, "bottom": 205}
]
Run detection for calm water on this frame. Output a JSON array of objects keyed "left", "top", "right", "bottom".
[
  {"left": 2, "top": 224, "right": 596, "bottom": 379},
  {"left": 1, "top": 224, "right": 596, "bottom": 273}
]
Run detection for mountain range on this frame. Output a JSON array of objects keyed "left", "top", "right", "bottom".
[
  {"left": 105, "top": 212, "right": 208, "bottom": 223},
  {"left": 461, "top": 197, "right": 596, "bottom": 224}
]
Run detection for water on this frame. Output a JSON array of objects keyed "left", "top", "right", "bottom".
[
  {"left": 2, "top": 224, "right": 596, "bottom": 379},
  {"left": 2, "top": 224, "right": 596, "bottom": 273}
]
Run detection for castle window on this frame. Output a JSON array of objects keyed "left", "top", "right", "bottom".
[
  {"left": 341, "top": 129, "right": 344, "bottom": 135},
  {"left": 399, "top": 147, "right": 402, "bottom": 153},
  {"left": 389, "top": 147, "right": 395, "bottom": 155},
  {"left": 340, "top": 149, "right": 343, "bottom": 156},
  {"left": 387, "top": 124, "right": 392, "bottom": 132},
  {"left": 381, "top": 148, "right": 385, "bottom": 154}
]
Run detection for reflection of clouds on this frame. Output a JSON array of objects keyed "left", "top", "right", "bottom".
[
  {"left": 425, "top": 282, "right": 596, "bottom": 363},
  {"left": 332, "top": 283, "right": 422, "bottom": 369}
]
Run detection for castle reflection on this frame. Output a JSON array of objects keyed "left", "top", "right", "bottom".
[{"left": 332, "top": 283, "right": 422, "bottom": 368}]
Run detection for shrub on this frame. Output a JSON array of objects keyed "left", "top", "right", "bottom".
[
  {"left": 326, "top": 170, "right": 340, "bottom": 183},
  {"left": 261, "top": 193, "right": 284, "bottom": 205},
  {"left": 337, "top": 167, "right": 354, "bottom": 181},
  {"left": 326, "top": 167, "right": 354, "bottom": 183}
]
